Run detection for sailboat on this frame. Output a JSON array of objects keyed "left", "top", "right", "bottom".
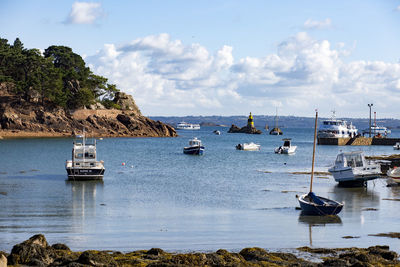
[
  {"left": 298, "top": 111, "right": 344, "bottom": 216},
  {"left": 269, "top": 108, "right": 282, "bottom": 135}
]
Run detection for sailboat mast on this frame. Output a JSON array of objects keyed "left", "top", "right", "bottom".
[{"left": 310, "top": 111, "right": 318, "bottom": 192}]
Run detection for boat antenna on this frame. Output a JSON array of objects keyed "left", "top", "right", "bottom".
[{"left": 310, "top": 110, "right": 318, "bottom": 193}]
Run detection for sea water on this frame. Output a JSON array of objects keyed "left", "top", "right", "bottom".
[{"left": 0, "top": 127, "right": 400, "bottom": 253}]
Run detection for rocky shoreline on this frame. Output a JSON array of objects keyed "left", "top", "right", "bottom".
[
  {"left": 1, "top": 234, "right": 399, "bottom": 266},
  {"left": 0, "top": 88, "right": 177, "bottom": 138}
]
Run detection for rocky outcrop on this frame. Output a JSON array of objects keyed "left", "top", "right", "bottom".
[
  {"left": 113, "top": 91, "right": 141, "bottom": 115},
  {"left": 3, "top": 235, "right": 400, "bottom": 267},
  {"left": 0, "top": 85, "right": 177, "bottom": 138},
  {"left": 228, "top": 124, "right": 262, "bottom": 134}
]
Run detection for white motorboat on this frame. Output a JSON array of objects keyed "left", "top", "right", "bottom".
[
  {"left": 213, "top": 130, "right": 221, "bottom": 135},
  {"left": 362, "top": 126, "right": 391, "bottom": 137},
  {"left": 317, "top": 111, "right": 358, "bottom": 138},
  {"left": 183, "top": 137, "right": 204, "bottom": 155},
  {"left": 65, "top": 132, "right": 105, "bottom": 180},
  {"left": 393, "top": 142, "right": 400, "bottom": 150},
  {"left": 328, "top": 151, "right": 381, "bottom": 186},
  {"left": 274, "top": 138, "right": 297, "bottom": 154},
  {"left": 236, "top": 142, "right": 260, "bottom": 151},
  {"left": 387, "top": 167, "right": 400, "bottom": 184},
  {"left": 176, "top": 122, "right": 200, "bottom": 130}
]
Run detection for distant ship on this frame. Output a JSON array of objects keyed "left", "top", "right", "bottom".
[
  {"left": 176, "top": 122, "right": 200, "bottom": 130},
  {"left": 317, "top": 111, "right": 357, "bottom": 138}
]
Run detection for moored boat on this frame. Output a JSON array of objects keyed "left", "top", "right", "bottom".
[
  {"left": 65, "top": 132, "right": 105, "bottom": 181},
  {"left": 274, "top": 138, "right": 296, "bottom": 154},
  {"left": 317, "top": 111, "right": 357, "bottom": 138},
  {"left": 393, "top": 142, "right": 400, "bottom": 150},
  {"left": 183, "top": 137, "right": 204, "bottom": 155},
  {"left": 387, "top": 167, "right": 400, "bottom": 184},
  {"left": 298, "top": 111, "right": 343, "bottom": 216},
  {"left": 176, "top": 122, "right": 200, "bottom": 130},
  {"left": 328, "top": 151, "right": 381, "bottom": 186},
  {"left": 236, "top": 142, "right": 260, "bottom": 151}
]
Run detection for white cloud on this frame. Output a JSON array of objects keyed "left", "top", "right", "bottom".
[
  {"left": 86, "top": 33, "right": 400, "bottom": 117},
  {"left": 303, "top": 18, "right": 332, "bottom": 30},
  {"left": 395, "top": 5, "right": 400, "bottom": 11},
  {"left": 65, "top": 2, "right": 103, "bottom": 24}
]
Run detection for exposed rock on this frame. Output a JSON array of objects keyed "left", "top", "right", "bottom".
[
  {"left": 7, "top": 234, "right": 56, "bottom": 266},
  {"left": 113, "top": 91, "right": 141, "bottom": 115},
  {"left": 0, "top": 252, "right": 7, "bottom": 267},
  {"left": 228, "top": 124, "right": 262, "bottom": 134},
  {"left": 77, "top": 250, "right": 117, "bottom": 266},
  {"left": 3, "top": 235, "right": 400, "bottom": 266},
  {"left": 0, "top": 85, "right": 177, "bottom": 138}
]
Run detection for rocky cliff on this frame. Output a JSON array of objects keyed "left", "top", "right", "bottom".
[{"left": 0, "top": 83, "right": 177, "bottom": 138}]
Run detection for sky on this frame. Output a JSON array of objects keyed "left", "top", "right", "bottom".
[{"left": 1, "top": 1, "right": 400, "bottom": 118}]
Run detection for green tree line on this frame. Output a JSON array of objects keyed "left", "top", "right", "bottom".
[{"left": 0, "top": 37, "right": 119, "bottom": 109}]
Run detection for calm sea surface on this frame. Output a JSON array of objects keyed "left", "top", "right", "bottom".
[{"left": 1, "top": 127, "right": 400, "bottom": 253}]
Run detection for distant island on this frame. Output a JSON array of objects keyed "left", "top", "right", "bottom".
[{"left": 0, "top": 37, "right": 176, "bottom": 138}]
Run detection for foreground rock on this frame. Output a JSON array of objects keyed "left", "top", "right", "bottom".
[
  {"left": 2, "top": 235, "right": 399, "bottom": 266},
  {"left": 0, "top": 89, "right": 177, "bottom": 138}
]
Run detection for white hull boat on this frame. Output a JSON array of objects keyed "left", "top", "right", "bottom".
[
  {"left": 387, "top": 167, "right": 400, "bottom": 184},
  {"left": 275, "top": 138, "right": 296, "bottom": 154},
  {"left": 176, "top": 122, "right": 200, "bottom": 130},
  {"left": 236, "top": 142, "right": 260, "bottom": 151},
  {"left": 393, "top": 142, "right": 400, "bottom": 150},
  {"left": 317, "top": 111, "right": 357, "bottom": 138},
  {"left": 328, "top": 151, "right": 381, "bottom": 186}
]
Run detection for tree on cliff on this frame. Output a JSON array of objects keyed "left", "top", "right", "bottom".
[{"left": 0, "top": 37, "right": 119, "bottom": 109}]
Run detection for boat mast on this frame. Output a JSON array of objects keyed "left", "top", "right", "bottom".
[{"left": 310, "top": 110, "right": 318, "bottom": 193}]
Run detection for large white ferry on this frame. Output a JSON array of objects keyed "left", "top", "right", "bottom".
[
  {"left": 317, "top": 112, "right": 358, "bottom": 138},
  {"left": 176, "top": 122, "right": 200, "bottom": 130},
  {"left": 65, "top": 132, "right": 105, "bottom": 180}
]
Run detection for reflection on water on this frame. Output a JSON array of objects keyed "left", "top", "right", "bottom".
[
  {"left": 331, "top": 185, "right": 380, "bottom": 212},
  {"left": 65, "top": 181, "right": 103, "bottom": 220},
  {"left": 298, "top": 213, "right": 342, "bottom": 246}
]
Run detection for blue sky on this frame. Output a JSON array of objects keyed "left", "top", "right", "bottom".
[{"left": 1, "top": 1, "right": 400, "bottom": 118}]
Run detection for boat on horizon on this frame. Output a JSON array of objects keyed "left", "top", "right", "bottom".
[
  {"left": 183, "top": 137, "right": 204, "bottom": 155},
  {"left": 236, "top": 142, "right": 260, "bottom": 151},
  {"left": 65, "top": 131, "right": 105, "bottom": 181},
  {"left": 274, "top": 138, "right": 296, "bottom": 154},
  {"left": 328, "top": 151, "right": 381, "bottom": 186},
  {"left": 298, "top": 111, "right": 343, "bottom": 216},
  {"left": 176, "top": 122, "right": 200, "bottom": 130},
  {"left": 317, "top": 111, "right": 357, "bottom": 138}
]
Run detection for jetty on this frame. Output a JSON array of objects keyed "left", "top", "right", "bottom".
[{"left": 318, "top": 136, "right": 400, "bottom": 146}]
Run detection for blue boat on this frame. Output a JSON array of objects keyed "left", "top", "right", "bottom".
[
  {"left": 298, "top": 111, "right": 344, "bottom": 216},
  {"left": 183, "top": 137, "right": 204, "bottom": 155},
  {"left": 298, "top": 192, "right": 343, "bottom": 216}
]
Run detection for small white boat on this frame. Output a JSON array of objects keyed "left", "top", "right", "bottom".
[
  {"left": 236, "top": 142, "right": 260, "bottom": 151},
  {"left": 328, "top": 151, "right": 381, "bottom": 186},
  {"left": 393, "top": 142, "right": 400, "bottom": 150},
  {"left": 387, "top": 167, "right": 400, "bottom": 184},
  {"left": 213, "top": 130, "right": 221, "bottom": 135},
  {"left": 274, "top": 138, "right": 296, "bottom": 154},
  {"left": 176, "top": 122, "right": 200, "bottom": 130}
]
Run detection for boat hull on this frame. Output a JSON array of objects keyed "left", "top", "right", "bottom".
[
  {"left": 274, "top": 146, "right": 297, "bottom": 154},
  {"left": 328, "top": 167, "right": 380, "bottom": 186},
  {"left": 66, "top": 167, "right": 105, "bottom": 180},
  {"left": 298, "top": 194, "right": 343, "bottom": 216},
  {"left": 183, "top": 146, "right": 204, "bottom": 155}
]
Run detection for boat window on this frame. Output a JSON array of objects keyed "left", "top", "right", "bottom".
[
  {"left": 75, "top": 153, "right": 83, "bottom": 158},
  {"left": 75, "top": 163, "right": 80, "bottom": 166},
  {"left": 355, "top": 154, "right": 363, "bottom": 167},
  {"left": 324, "top": 122, "right": 328, "bottom": 125}
]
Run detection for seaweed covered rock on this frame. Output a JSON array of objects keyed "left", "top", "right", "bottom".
[
  {"left": 228, "top": 124, "right": 262, "bottom": 134},
  {"left": 7, "top": 234, "right": 56, "bottom": 266}
]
